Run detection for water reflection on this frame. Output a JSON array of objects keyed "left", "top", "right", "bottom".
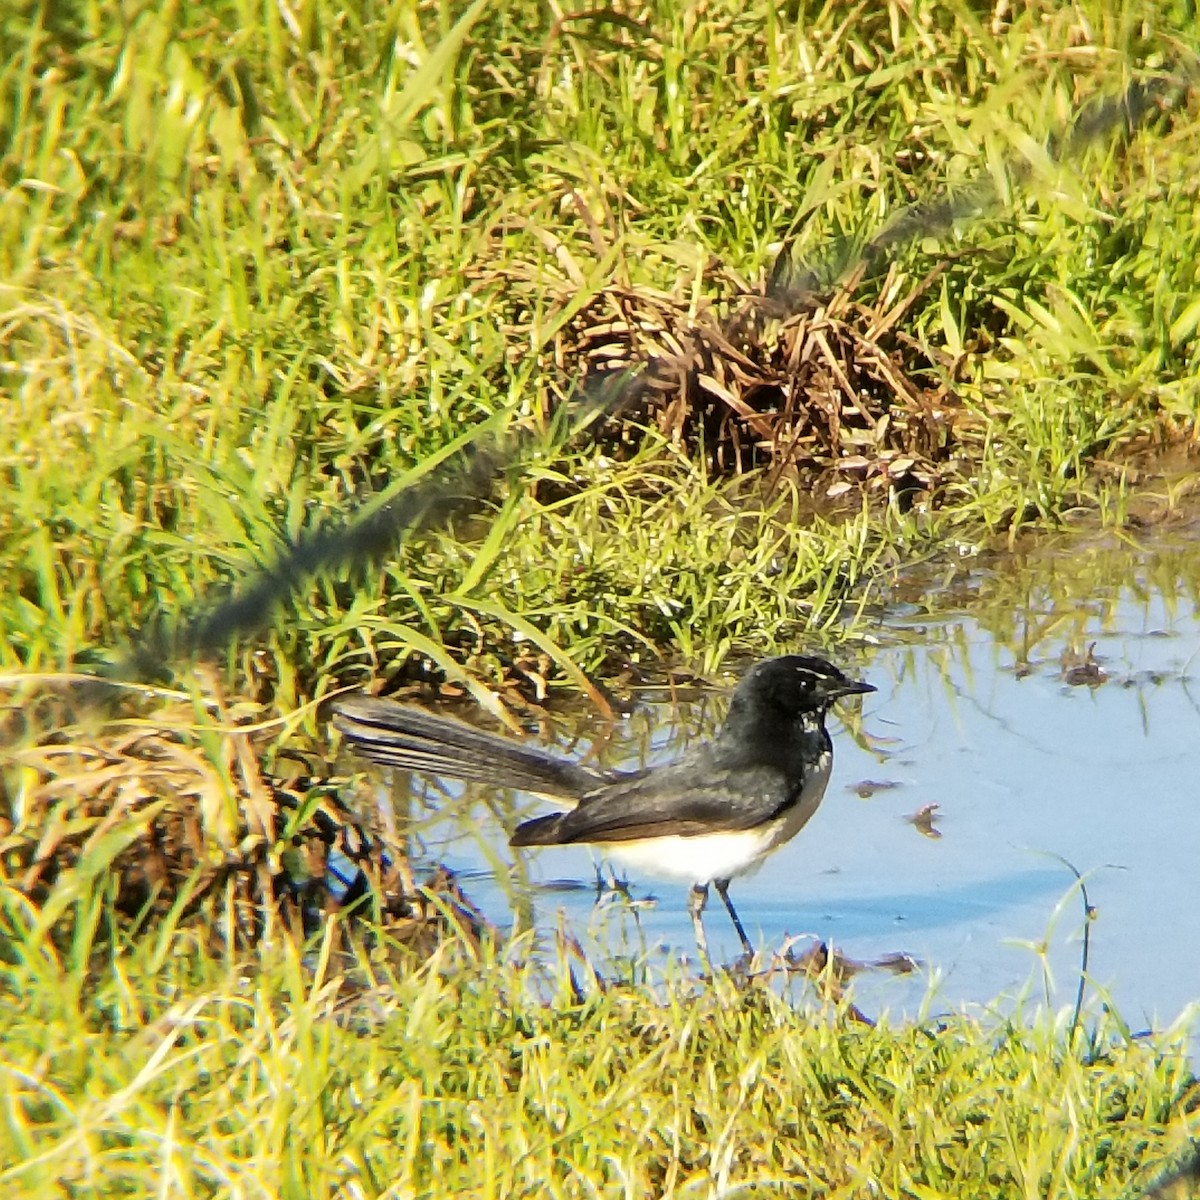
[{"left": 365, "top": 526, "right": 1200, "bottom": 1030}]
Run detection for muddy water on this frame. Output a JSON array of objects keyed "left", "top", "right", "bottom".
[{"left": 387, "top": 523, "right": 1200, "bottom": 1032}]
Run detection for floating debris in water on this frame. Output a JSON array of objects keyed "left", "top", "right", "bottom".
[
  {"left": 1061, "top": 641, "right": 1107, "bottom": 688},
  {"left": 906, "top": 802, "right": 943, "bottom": 839},
  {"left": 850, "top": 778, "right": 903, "bottom": 798}
]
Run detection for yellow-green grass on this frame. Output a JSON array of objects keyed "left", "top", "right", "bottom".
[
  {"left": 2, "top": 0, "right": 1199, "bottom": 700},
  {"left": 0, "top": 894, "right": 1196, "bottom": 1199}
]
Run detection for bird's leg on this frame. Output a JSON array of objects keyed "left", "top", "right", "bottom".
[
  {"left": 687, "top": 883, "right": 711, "bottom": 965},
  {"left": 714, "top": 878, "right": 753, "bottom": 958}
]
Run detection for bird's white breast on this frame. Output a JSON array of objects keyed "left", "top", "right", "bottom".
[{"left": 600, "top": 749, "right": 833, "bottom": 886}]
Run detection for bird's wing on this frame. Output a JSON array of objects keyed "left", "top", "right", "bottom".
[
  {"left": 513, "top": 758, "right": 795, "bottom": 845},
  {"left": 332, "top": 696, "right": 610, "bottom": 801}
]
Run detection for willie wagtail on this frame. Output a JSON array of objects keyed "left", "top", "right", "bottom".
[{"left": 332, "top": 655, "right": 874, "bottom": 961}]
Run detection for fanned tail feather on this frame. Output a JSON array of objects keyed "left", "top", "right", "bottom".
[{"left": 332, "top": 696, "right": 606, "bottom": 801}]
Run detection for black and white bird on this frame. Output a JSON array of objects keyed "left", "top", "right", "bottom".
[{"left": 332, "top": 655, "right": 874, "bottom": 961}]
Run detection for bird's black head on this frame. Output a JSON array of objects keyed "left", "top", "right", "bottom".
[{"left": 717, "top": 655, "right": 874, "bottom": 753}]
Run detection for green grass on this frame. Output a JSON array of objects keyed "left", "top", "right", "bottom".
[
  {"left": 2, "top": 0, "right": 1199, "bottom": 699},
  {"left": 0, "top": 901, "right": 1195, "bottom": 1199}
]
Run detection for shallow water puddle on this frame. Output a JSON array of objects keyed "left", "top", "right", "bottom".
[{"left": 386, "top": 523, "right": 1200, "bottom": 1031}]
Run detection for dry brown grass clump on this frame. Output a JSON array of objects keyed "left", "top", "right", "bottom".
[
  {"left": 1, "top": 713, "right": 486, "bottom": 951},
  {"left": 502, "top": 251, "right": 966, "bottom": 502}
]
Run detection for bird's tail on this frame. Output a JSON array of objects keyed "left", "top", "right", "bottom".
[{"left": 332, "top": 695, "right": 605, "bottom": 801}]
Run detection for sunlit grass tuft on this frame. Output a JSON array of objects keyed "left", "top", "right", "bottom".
[
  {"left": 2, "top": 0, "right": 1199, "bottom": 701},
  {"left": 0, "top": 890, "right": 1194, "bottom": 1198}
]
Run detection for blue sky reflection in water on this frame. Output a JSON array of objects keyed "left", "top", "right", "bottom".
[{"left": 377, "top": 529, "right": 1200, "bottom": 1032}]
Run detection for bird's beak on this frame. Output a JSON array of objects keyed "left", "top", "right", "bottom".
[{"left": 828, "top": 678, "right": 875, "bottom": 701}]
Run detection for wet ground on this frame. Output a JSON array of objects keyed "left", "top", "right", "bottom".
[{"left": 377, "top": 520, "right": 1200, "bottom": 1035}]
